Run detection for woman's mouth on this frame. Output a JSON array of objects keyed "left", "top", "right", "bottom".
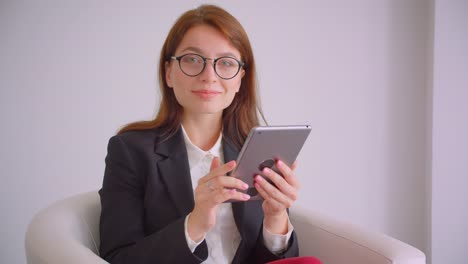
[{"left": 192, "top": 89, "right": 222, "bottom": 99}]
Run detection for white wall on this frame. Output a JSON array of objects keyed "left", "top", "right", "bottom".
[
  {"left": 0, "top": 0, "right": 432, "bottom": 263},
  {"left": 431, "top": 0, "right": 468, "bottom": 263}
]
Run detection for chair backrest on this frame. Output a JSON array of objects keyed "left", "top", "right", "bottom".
[{"left": 25, "top": 191, "right": 107, "bottom": 264}]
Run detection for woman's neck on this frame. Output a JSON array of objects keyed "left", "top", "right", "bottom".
[{"left": 181, "top": 113, "right": 223, "bottom": 151}]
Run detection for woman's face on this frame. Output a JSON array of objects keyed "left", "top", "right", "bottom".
[{"left": 166, "top": 24, "right": 244, "bottom": 118}]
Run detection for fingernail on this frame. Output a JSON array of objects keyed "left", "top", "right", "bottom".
[
  {"left": 277, "top": 160, "right": 283, "bottom": 167},
  {"left": 242, "top": 183, "right": 249, "bottom": 190},
  {"left": 262, "top": 167, "right": 270, "bottom": 173},
  {"left": 255, "top": 175, "right": 263, "bottom": 182},
  {"left": 243, "top": 194, "right": 250, "bottom": 200}
]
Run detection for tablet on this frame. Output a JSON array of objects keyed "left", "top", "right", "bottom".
[{"left": 229, "top": 125, "right": 311, "bottom": 201}]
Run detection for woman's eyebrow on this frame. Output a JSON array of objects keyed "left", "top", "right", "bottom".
[
  {"left": 180, "top": 46, "right": 203, "bottom": 54},
  {"left": 180, "top": 46, "right": 239, "bottom": 58},
  {"left": 217, "top": 51, "right": 238, "bottom": 58}
]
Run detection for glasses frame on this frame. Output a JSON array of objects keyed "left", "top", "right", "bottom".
[{"left": 170, "top": 53, "right": 245, "bottom": 80}]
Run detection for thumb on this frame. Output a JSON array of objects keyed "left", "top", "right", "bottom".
[{"left": 210, "top": 156, "right": 221, "bottom": 171}]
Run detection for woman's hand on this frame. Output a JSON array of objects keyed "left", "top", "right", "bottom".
[
  {"left": 187, "top": 157, "right": 250, "bottom": 241},
  {"left": 254, "top": 160, "right": 300, "bottom": 235}
]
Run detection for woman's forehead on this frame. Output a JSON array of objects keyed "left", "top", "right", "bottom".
[{"left": 175, "top": 25, "right": 241, "bottom": 58}]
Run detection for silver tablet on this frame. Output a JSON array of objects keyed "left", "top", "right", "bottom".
[{"left": 229, "top": 125, "right": 311, "bottom": 201}]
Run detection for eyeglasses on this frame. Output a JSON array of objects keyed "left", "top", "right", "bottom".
[{"left": 170, "top": 53, "right": 245, "bottom": 80}]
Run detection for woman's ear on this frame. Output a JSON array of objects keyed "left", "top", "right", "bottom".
[
  {"left": 165, "top": 61, "right": 173, "bottom": 88},
  {"left": 240, "top": 69, "right": 245, "bottom": 79}
]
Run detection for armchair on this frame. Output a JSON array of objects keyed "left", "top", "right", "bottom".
[{"left": 25, "top": 191, "right": 425, "bottom": 264}]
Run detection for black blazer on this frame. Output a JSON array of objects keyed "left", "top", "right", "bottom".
[{"left": 99, "top": 126, "right": 299, "bottom": 264}]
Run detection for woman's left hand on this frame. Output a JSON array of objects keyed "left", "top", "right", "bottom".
[{"left": 254, "top": 160, "right": 299, "bottom": 235}]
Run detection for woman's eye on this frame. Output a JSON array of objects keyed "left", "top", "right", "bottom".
[
  {"left": 183, "top": 55, "right": 202, "bottom": 64},
  {"left": 219, "top": 59, "right": 234, "bottom": 67}
]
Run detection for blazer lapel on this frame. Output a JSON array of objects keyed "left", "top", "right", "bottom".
[
  {"left": 225, "top": 137, "right": 266, "bottom": 263},
  {"left": 223, "top": 139, "right": 247, "bottom": 236},
  {"left": 154, "top": 128, "right": 195, "bottom": 216}
]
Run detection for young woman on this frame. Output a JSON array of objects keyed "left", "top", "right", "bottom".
[{"left": 99, "top": 5, "right": 300, "bottom": 263}]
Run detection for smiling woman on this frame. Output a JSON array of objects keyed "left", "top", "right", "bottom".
[
  {"left": 117, "top": 6, "right": 261, "bottom": 150},
  {"left": 165, "top": 25, "right": 244, "bottom": 120},
  {"left": 98, "top": 4, "right": 303, "bottom": 264}
]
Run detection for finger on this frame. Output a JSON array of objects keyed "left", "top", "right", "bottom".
[
  {"left": 210, "top": 160, "right": 236, "bottom": 176},
  {"left": 256, "top": 182, "right": 294, "bottom": 210},
  {"left": 254, "top": 175, "right": 295, "bottom": 208},
  {"left": 276, "top": 160, "right": 299, "bottom": 189},
  {"left": 208, "top": 176, "right": 248, "bottom": 191},
  {"left": 255, "top": 182, "right": 292, "bottom": 213},
  {"left": 210, "top": 188, "right": 250, "bottom": 204},
  {"left": 199, "top": 160, "right": 236, "bottom": 185},
  {"left": 261, "top": 167, "right": 297, "bottom": 200},
  {"left": 224, "top": 189, "right": 251, "bottom": 202},
  {"left": 210, "top": 156, "right": 221, "bottom": 171}
]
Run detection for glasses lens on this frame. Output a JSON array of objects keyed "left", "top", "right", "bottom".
[
  {"left": 179, "top": 54, "right": 204, "bottom": 76},
  {"left": 215, "top": 57, "right": 240, "bottom": 79}
]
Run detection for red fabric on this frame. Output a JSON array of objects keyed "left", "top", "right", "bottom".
[{"left": 268, "top": 256, "right": 322, "bottom": 264}]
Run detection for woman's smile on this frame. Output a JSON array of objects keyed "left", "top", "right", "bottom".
[{"left": 192, "top": 89, "right": 222, "bottom": 99}]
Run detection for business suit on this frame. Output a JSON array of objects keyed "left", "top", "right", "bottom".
[{"left": 99, "top": 126, "right": 299, "bottom": 263}]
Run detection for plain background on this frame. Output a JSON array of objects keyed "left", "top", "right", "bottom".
[{"left": 0, "top": 0, "right": 466, "bottom": 263}]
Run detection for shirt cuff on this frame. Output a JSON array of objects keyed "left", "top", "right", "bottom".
[
  {"left": 262, "top": 215, "right": 294, "bottom": 254},
  {"left": 184, "top": 213, "right": 206, "bottom": 253}
]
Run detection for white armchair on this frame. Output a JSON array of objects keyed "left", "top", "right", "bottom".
[
  {"left": 290, "top": 206, "right": 426, "bottom": 264},
  {"left": 25, "top": 191, "right": 425, "bottom": 264}
]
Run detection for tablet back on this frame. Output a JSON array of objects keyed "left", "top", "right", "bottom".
[{"left": 230, "top": 125, "right": 311, "bottom": 200}]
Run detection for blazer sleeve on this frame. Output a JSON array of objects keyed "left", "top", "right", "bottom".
[{"left": 99, "top": 135, "right": 208, "bottom": 264}]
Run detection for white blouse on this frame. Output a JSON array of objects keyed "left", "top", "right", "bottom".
[{"left": 181, "top": 126, "right": 293, "bottom": 263}]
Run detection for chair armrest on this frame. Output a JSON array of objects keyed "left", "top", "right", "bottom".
[
  {"left": 290, "top": 206, "right": 426, "bottom": 264},
  {"left": 25, "top": 192, "right": 108, "bottom": 264}
]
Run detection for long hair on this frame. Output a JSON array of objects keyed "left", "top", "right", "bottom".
[{"left": 118, "top": 5, "right": 264, "bottom": 149}]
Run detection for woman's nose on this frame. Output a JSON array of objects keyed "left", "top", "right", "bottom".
[{"left": 199, "top": 60, "right": 218, "bottom": 82}]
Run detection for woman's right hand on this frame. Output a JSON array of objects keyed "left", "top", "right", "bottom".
[{"left": 187, "top": 157, "right": 250, "bottom": 241}]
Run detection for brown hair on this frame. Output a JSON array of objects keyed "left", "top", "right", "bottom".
[{"left": 118, "top": 4, "right": 264, "bottom": 149}]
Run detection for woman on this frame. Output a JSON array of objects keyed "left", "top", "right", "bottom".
[{"left": 99, "top": 5, "right": 300, "bottom": 263}]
